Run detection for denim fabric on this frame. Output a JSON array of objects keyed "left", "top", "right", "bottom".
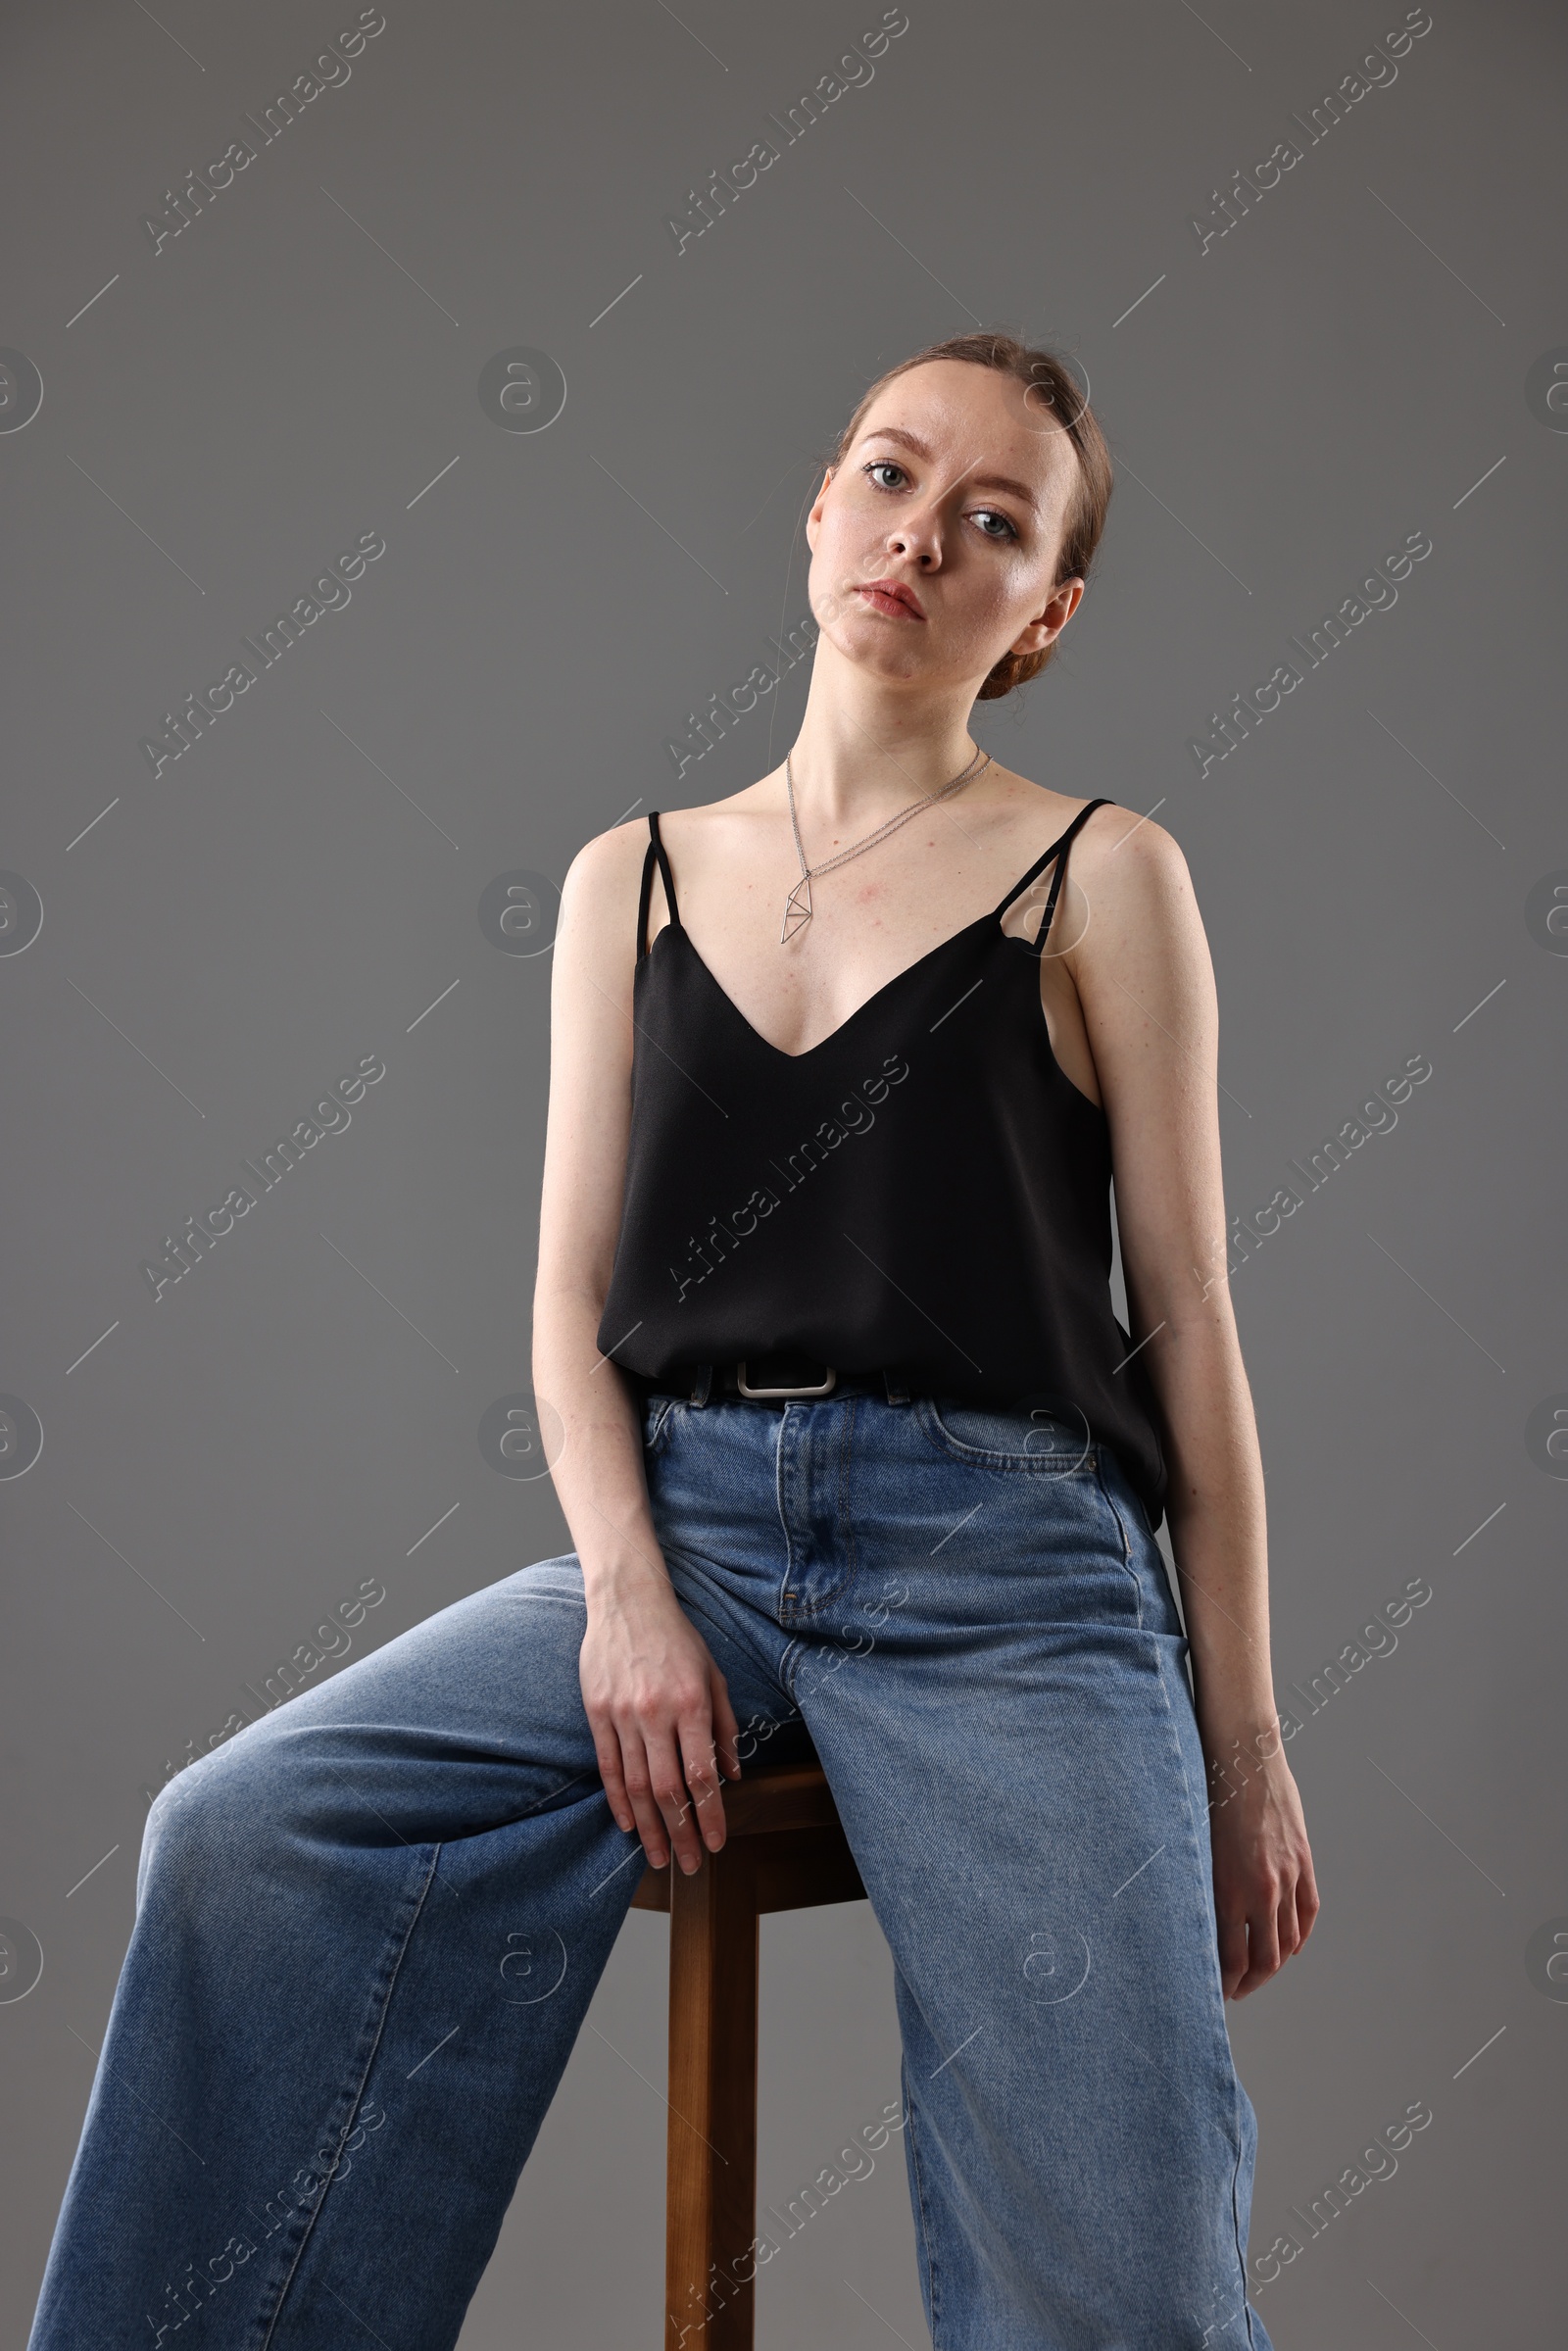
[{"left": 30, "top": 1393, "right": 1272, "bottom": 2350}]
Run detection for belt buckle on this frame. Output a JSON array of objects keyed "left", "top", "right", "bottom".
[{"left": 736, "top": 1358, "right": 838, "bottom": 1398}]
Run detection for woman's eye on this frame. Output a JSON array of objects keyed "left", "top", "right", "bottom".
[
  {"left": 971, "top": 508, "right": 1017, "bottom": 542},
  {"left": 864, "top": 461, "right": 906, "bottom": 491}
]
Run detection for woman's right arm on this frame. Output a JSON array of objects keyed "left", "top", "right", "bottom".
[{"left": 531, "top": 822, "right": 741, "bottom": 1878}]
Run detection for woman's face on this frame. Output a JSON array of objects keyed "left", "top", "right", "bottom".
[{"left": 806, "top": 359, "right": 1086, "bottom": 695}]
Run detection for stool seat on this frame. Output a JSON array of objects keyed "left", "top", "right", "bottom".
[{"left": 627, "top": 1759, "right": 867, "bottom": 2347}]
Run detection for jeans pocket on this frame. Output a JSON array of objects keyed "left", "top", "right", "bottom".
[
  {"left": 915, "top": 1395, "right": 1098, "bottom": 1473},
  {"left": 642, "top": 1396, "right": 680, "bottom": 1457}
]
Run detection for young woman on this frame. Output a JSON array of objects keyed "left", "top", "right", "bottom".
[{"left": 30, "top": 334, "right": 1315, "bottom": 2350}]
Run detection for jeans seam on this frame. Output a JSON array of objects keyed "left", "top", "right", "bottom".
[
  {"left": 774, "top": 1409, "right": 797, "bottom": 1606},
  {"left": 256, "top": 1839, "right": 442, "bottom": 2348},
  {"left": 901, "top": 2050, "right": 943, "bottom": 2345},
  {"left": 840, "top": 1396, "right": 859, "bottom": 1592},
  {"left": 1231, "top": 2073, "right": 1258, "bottom": 2347},
  {"left": 1151, "top": 1624, "right": 1257, "bottom": 2347},
  {"left": 777, "top": 1637, "right": 805, "bottom": 1707},
  {"left": 1152, "top": 1632, "right": 1209, "bottom": 1931},
  {"left": 775, "top": 1408, "right": 853, "bottom": 1625},
  {"left": 1093, "top": 1457, "right": 1145, "bottom": 1630}
]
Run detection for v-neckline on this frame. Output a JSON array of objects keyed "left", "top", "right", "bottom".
[{"left": 655, "top": 907, "right": 1017, "bottom": 1064}]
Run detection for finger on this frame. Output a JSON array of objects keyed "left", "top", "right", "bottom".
[
  {"left": 680, "top": 1709, "right": 728, "bottom": 1854},
  {"left": 642, "top": 1724, "right": 704, "bottom": 1874},
  {"left": 680, "top": 1740, "right": 725, "bottom": 1853},
  {"left": 616, "top": 1727, "right": 671, "bottom": 1870},
  {"left": 709, "top": 1669, "right": 744, "bottom": 1783},
  {"left": 1239, "top": 1893, "right": 1282, "bottom": 1996},
  {"left": 588, "top": 1722, "right": 637, "bottom": 1838},
  {"left": 1285, "top": 1860, "right": 1321, "bottom": 1955},
  {"left": 1215, "top": 1909, "right": 1250, "bottom": 2000}
]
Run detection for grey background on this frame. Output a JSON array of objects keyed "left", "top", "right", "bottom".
[{"left": 2, "top": 0, "right": 1564, "bottom": 2342}]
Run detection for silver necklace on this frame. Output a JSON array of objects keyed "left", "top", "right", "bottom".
[{"left": 780, "top": 745, "right": 992, "bottom": 944}]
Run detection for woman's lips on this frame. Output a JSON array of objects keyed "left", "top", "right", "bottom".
[{"left": 857, "top": 579, "right": 924, "bottom": 619}]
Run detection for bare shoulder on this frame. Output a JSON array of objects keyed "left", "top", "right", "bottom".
[
  {"left": 558, "top": 813, "right": 655, "bottom": 961},
  {"left": 1065, "top": 801, "right": 1205, "bottom": 955},
  {"left": 559, "top": 789, "right": 772, "bottom": 971},
  {"left": 1069, "top": 800, "right": 1192, "bottom": 891}
]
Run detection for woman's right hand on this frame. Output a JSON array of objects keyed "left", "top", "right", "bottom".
[{"left": 579, "top": 1568, "right": 743, "bottom": 1875}]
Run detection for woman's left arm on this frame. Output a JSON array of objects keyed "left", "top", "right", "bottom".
[{"left": 1064, "top": 808, "right": 1319, "bottom": 2000}]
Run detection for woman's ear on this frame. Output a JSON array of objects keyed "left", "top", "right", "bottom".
[
  {"left": 1008, "top": 573, "right": 1085, "bottom": 658},
  {"left": 805, "top": 465, "right": 835, "bottom": 552}
]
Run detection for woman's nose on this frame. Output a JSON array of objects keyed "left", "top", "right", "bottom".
[{"left": 887, "top": 510, "right": 942, "bottom": 565}]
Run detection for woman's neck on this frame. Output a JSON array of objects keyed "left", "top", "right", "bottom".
[{"left": 778, "top": 632, "right": 984, "bottom": 831}]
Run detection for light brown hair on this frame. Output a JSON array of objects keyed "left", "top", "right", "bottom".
[{"left": 829, "top": 332, "right": 1113, "bottom": 699}]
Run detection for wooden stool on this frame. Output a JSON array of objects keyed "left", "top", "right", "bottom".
[{"left": 629, "top": 1758, "right": 867, "bottom": 2349}]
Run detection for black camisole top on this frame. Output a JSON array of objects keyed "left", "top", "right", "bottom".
[{"left": 595, "top": 797, "right": 1170, "bottom": 1530}]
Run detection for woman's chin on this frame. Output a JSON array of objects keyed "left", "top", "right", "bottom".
[{"left": 821, "top": 618, "right": 956, "bottom": 689}]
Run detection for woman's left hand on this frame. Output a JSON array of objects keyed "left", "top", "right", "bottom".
[{"left": 1208, "top": 1744, "right": 1319, "bottom": 1999}]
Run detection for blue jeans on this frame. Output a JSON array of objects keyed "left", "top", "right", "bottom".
[{"left": 29, "top": 1393, "right": 1273, "bottom": 2350}]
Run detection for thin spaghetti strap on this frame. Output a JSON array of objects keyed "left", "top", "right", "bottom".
[
  {"left": 636, "top": 810, "right": 681, "bottom": 959},
  {"left": 1032, "top": 797, "right": 1112, "bottom": 954},
  {"left": 993, "top": 797, "right": 1115, "bottom": 953}
]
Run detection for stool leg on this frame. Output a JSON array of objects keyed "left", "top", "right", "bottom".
[{"left": 664, "top": 1845, "right": 760, "bottom": 2350}]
